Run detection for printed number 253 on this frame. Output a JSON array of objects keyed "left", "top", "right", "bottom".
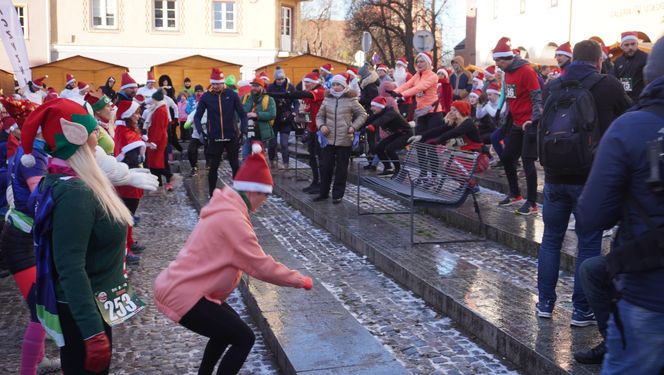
[{"left": 104, "top": 294, "right": 138, "bottom": 322}]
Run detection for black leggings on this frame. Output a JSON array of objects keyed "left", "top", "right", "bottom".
[
  {"left": 374, "top": 132, "right": 411, "bottom": 171},
  {"left": 180, "top": 298, "right": 255, "bottom": 375},
  {"left": 502, "top": 125, "right": 538, "bottom": 202},
  {"left": 306, "top": 133, "right": 321, "bottom": 185},
  {"left": 188, "top": 138, "right": 208, "bottom": 169},
  {"left": 168, "top": 121, "right": 183, "bottom": 152},
  {"left": 58, "top": 302, "right": 112, "bottom": 375},
  {"left": 207, "top": 139, "right": 240, "bottom": 197},
  {"left": 150, "top": 148, "right": 173, "bottom": 185}
]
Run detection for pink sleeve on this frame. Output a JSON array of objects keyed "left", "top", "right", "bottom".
[
  {"left": 230, "top": 215, "right": 307, "bottom": 288},
  {"left": 397, "top": 73, "right": 437, "bottom": 98}
]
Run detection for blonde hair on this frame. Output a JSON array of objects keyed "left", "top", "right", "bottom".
[{"left": 67, "top": 145, "right": 134, "bottom": 226}]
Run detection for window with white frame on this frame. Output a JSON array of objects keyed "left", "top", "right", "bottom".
[
  {"left": 15, "top": 5, "right": 27, "bottom": 37},
  {"left": 92, "top": 0, "right": 117, "bottom": 29},
  {"left": 212, "top": 1, "right": 235, "bottom": 32},
  {"left": 154, "top": 0, "right": 177, "bottom": 30}
]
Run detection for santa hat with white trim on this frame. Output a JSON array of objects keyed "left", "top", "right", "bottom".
[
  {"left": 346, "top": 67, "right": 359, "bottom": 78},
  {"left": 486, "top": 82, "right": 501, "bottom": 96},
  {"left": 65, "top": 73, "right": 75, "bottom": 86},
  {"left": 469, "top": 89, "right": 482, "bottom": 99},
  {"left": 621, "top": 31, "right": 639, "bottom": 44},
  {"left": 484, "top": 65, "right": 497, "bottom": 78},
  {"left": 258, "top": 71, "right": 270, "bottom": 82},
  {"left": 416, "top": 52, "right": 433, "bottom": 66},
  {"left": 31, "top": 75, "right": 48, "bottom": 87},
  {"left": 117, "top": 99, "right": 140, "bottom": 120},
  {"left": 376, "top": 64, "right": 388, "bottom": 72},
  {"left": 436, "top": 68, "right": 448, "bottom": 78},
  {"left": 492, "top": 37, "right": 514, "bottom": 60},
  {"left": 396, "top": 56, "right": 408, "bottom": 67},
  {"left": 320, "top": 64, "right": 333, "bottom": 75},
  {"left": 77, "top": 81, "right": 90, "bottom": 91},
  {"left": 370, "top": 96, "right": 387, "bottom": 109},
  {"left": 210, "top": 68, "right": 224, "bottom": 84},
  {"left": 303, "top": 72, "right": 320, "bottom": 84},
  {"left": 473, "top": 72, "right": 485, "bottom": 86},
  {"left": 233, "top": 142, "right": 273, "bottom": 194},
  {"left": 146, "top": 71, "right": 156, "bottom": 83},
  {"left": 120, "top": 72, "right": 138, "bottom": 90},
  {"left": 555, "top": 42, "right": 573, "bottom": 58}
]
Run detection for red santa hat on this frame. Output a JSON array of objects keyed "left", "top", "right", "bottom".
[
  {"left": 20, "top": 98, "right": 98, "bottom": 166},
  {"left": 331, "top": 73, "right": 350, "bottom": 88},
  {"left": 31, "top": 75, "right": 48, "bottom": 87},
  {"left": 210, "top": 68, "right": 224, "bottom": 83},
  {"left": 346, "top": 67, "right": 359, "bottom": 78},
  {"left": 469, "top": 89, "right": 482, "bottom": 99},
  {"left": 396, "top": 56, "right": 408, "bottom": 67},
  {"left": 370, "top": 96, "right": 387, "bottom": 109},
  {"left": 621, "top": 31, "right": 639, "bottom": 44},
  {"left": 484, "top": 65, "right": 497, "bottom": 78},
  {"left": 473, "top": 72, "right": 485, "bottom": 86},
  {"left": 303, "top": 72, "right": 320, "bottom": 84},
  {"left": 65, "top": 73, "right": 75, "bottom": 86},
  {"left": 320, "top": 64, "right": 333, "bottom": 75},
  {"left": 512, "top": 49, "right": 521, "bottom": 56},
  {"left": 146, "top": 71, "right": 156, "bottom": 83},
  {"left": 376, "top": 63, "right": 388, "bottom": 72},
  {"left": 117, "top": 99, "right": 140, "bottom": 120},
  {"left": 555, "top": 42, "right": 573, "bottom": 58},
  {"left": 258, "top": 71, "right": 270, "bottom": 82},
  {"left": 77, "top": 81, "right": 89, "bottom": 91},
  {"left": 233, "top": 142, "right": 273, "bottom": 194},
  {"left": 486, "top": 82, "right": 501, "bottom": 96},
  {"left": 492, "top": 37, "right": 514, "bottom": 59},
  {"left": 133, "top": 94, "right": 145, "bottom": 105},
  {"left": 436, "top": 68, "right": 449, "bottom": 78},
  {"left": 120, "top": 72, "right": 138, "bottom": 90},
  {"left": 416, "top": 51, "right": 433, "bottom": 66}
]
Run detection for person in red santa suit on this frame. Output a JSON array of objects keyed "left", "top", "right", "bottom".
[
  {"left": 144, "top": 89, "right": 174, "bottom": 191},
  {"left": 436, "top": 68, "right": 453, "bottom": 115}
]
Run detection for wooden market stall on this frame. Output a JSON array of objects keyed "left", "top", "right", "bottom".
[
  {"left": 31, "top": 55, "right": 128, "bottom": 91},
  {"left": 255, "top": 53, "right": 352, "bottom": 84},
  {"left": 151, "top": 55, "right": 241, "bottom": 91},
  {"left": 0, "top": 69, "right": 15, "bottom": 96}
]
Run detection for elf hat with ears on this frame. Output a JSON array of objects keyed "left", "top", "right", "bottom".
[{"left": 20, "top": 98, "right": 98, "bottom": 167}]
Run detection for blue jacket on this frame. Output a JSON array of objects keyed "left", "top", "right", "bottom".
[
  {"left": 194, "top": 89, "right": 247, "bottom": 140},
  {"left": 577, "top": 76, "right": 664, "bottom": 313}
]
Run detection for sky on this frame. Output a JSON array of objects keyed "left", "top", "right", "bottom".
[{"left": 300, "top": 0, "right": 466, "bottom": 63}]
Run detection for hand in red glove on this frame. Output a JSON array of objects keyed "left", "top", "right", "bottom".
[
  {"left": 367, "top": 124, "right": 375, "bottom": 133},
  {"left": 302, "top": 277, "right": 314, "bottom": 290},
  {"left": 84, "top": 332, "right": 111, "bottom": 373}
]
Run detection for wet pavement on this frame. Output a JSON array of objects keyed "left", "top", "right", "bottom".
[{"left": 0, "top": 180, "right": 281, "bottom": 375}]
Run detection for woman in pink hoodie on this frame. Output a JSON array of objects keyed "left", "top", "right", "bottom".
[{"left": 154, "top": 144, "right": 313, "bottom": 375}]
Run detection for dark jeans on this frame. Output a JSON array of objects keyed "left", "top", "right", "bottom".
[
  {"left": 537, "top": 183, "right": 603, "bottom": 312},
  {"left": 168, "top": 121, "right": 182, "bottom": 152},
  {"left": 319, "top": 145, "right": 352, "bottom": 199},
  {"left": 415, "top": 112, "right": 444, "bottom": 177},
  {"left": 502, "top": 125, "right": 538, "bottom": 202},
  {"left": 58, "top": 302, "right": 112, "bottom": 375},
  {"left": 306, "top": 133, "right": 321, "bottom": 185},
  {"left": 207, "top": 139, "right": 240, "bottom": 197},
  {"left": 375, "top": 132, "right": 411, "bottom": 171},
  {"left": 188, "top": 137, "right": 208, "bottom": 169},
  {"left": 180, "top": 120, "right": 191, "bottom": 141},
  {"left": 268, "top": 131, "right": 290, "bottom": 164},
  {"left": 180, "top": 298, "right": 255, "bottom": 375},
  {"left": 579, "top": 256, "right": 612, "bottom": 337},
  {"left": 491, "top": 127, "right": 504, "bottom": 158}
]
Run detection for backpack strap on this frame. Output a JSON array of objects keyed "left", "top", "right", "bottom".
[{"left": 579, "top": 72, "right": 605, "bottom": 91}]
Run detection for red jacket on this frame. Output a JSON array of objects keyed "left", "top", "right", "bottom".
[
  {"left": 437, "top": 78, "right": 453, "bottom": 113},
  {"left": 303, "top": 86, "right": 326, "bottom": 133},
  {"left": 146, "top": 104, "right": 169, "bottom": 169},
  {"left": 114, "top": 123, "right": 145, "bottom": 199}
]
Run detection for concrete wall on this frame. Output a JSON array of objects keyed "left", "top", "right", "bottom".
[{"left": 474, "top": 0, "right": 664, "bottom": 67}]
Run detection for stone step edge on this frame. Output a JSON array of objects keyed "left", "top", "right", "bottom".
[
  {"left": 272, "top": 175, "right": 596, "bottom": 375},
  {"left": 181, "top": 170, "right": 408, "bottom": 375}
]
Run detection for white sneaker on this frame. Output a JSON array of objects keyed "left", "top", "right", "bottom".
[{"left": 37, "top": 356, "right": 61, "bottom": 374}]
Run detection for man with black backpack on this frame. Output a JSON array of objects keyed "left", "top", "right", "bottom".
[
  {"left": 576, "top": 36, "right": 664, "bottom": 373},
  {"left": 536, "top": 40, "right": 631, "bottom": 326}
]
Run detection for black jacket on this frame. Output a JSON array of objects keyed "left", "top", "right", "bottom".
[
  {"left": 359, "top": 73, "right": 380, "bottom": 112},
  {"left": 364, "top": 107, "right": 412, "bottom": 135},
  {"left": 611, "top": 50, "right": 648, "bottom": 102}
]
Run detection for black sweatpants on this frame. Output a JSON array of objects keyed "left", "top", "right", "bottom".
[
  {"left": 374, "top": 132, "right": 411, "bottom": 171},
  {"left": 58, "top": 302, "right": 112, "bottom": 375},
  {"left": 415, "top": 112, "right": 444, "bottom": 177},
  {"left": 180, "top": 298, "right": 255, "bottom": 375},
  {"left": 502, "top": 125, "right": 538, "bottom": 202},
  {"left": 319, "top": 145, "right": 352, "bottom": 199},
  {"left": 306, "top": 133, "right": 321, "bottom": 185},
  {"left": 188, "top": 138, "right": 208, "bottom": 169},
  {"left": 207, "top": 139, "right": 240, "bottom": 197},
  {"left": 168, "top": 121, "right": 183, "bottom": 152}
]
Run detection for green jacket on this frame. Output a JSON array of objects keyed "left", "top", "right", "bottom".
[
  {"left": 48, "top": 175, "right": 128, "bottom": 338},
  {"left": 242, "top": 93, "right": 276, "bottom": 141}
]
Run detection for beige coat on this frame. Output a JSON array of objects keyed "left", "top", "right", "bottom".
[{"left": 316, "top": 91, "right": 368, "bottom": 147}]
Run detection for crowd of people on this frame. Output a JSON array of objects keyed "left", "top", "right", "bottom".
[{"left": 0, "top": 27, "right": 661, "bottom": 374}]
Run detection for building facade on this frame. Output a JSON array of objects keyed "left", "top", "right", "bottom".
[
  {"left": 472, "top": 0, "right": 664, "bottom": 66},
  {"left": 1, "top": 0, "right": 308, "bottom": 82}
]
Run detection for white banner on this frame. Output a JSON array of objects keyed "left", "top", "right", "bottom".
[{"left": 0, "top": 0, "right": 31, "bottom": 87}]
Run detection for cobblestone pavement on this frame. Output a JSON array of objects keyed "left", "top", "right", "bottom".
[
  {"left": 253, "top": 195, "right": 521, "bottom": 375},
  {"left": 0, "top": 180, "right": 281, "bottom": 375}
]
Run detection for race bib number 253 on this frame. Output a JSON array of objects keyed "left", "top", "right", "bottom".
[
  {"left": 95, "top": 282, "right": 145, "bottom": 326},
  {"left": 505, "top": 84, "right": 517, "bottom": 99}
]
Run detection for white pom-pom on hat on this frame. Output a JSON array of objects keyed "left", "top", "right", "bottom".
[
  {"left": 251, "top": 142, "right": 263, "bottom": 154},
  {"left": 21, "top": 153, "right": 36, "bottom": 167}
]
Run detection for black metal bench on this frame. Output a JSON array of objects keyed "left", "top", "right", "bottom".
[{"left": 357, "top": 142, "right": 484, "bottom": 245}]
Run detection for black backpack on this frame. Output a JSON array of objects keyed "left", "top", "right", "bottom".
[{"left": 538, "top": 74, "right": 604, "bottom": 176}]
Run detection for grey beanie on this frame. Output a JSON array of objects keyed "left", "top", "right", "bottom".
[
  {"left": 274, "top": 67, "right": 286, "bottom": 80},
  {"left": 358, "top": 62, "right": 371, "bottom": 80},
  {"left": 644, "top": 36, "right": 664, "bottom": 83}
]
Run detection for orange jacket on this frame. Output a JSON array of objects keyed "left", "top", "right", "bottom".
[{"left": 395, "top": 69, "right": 440, "bottom": 113}]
